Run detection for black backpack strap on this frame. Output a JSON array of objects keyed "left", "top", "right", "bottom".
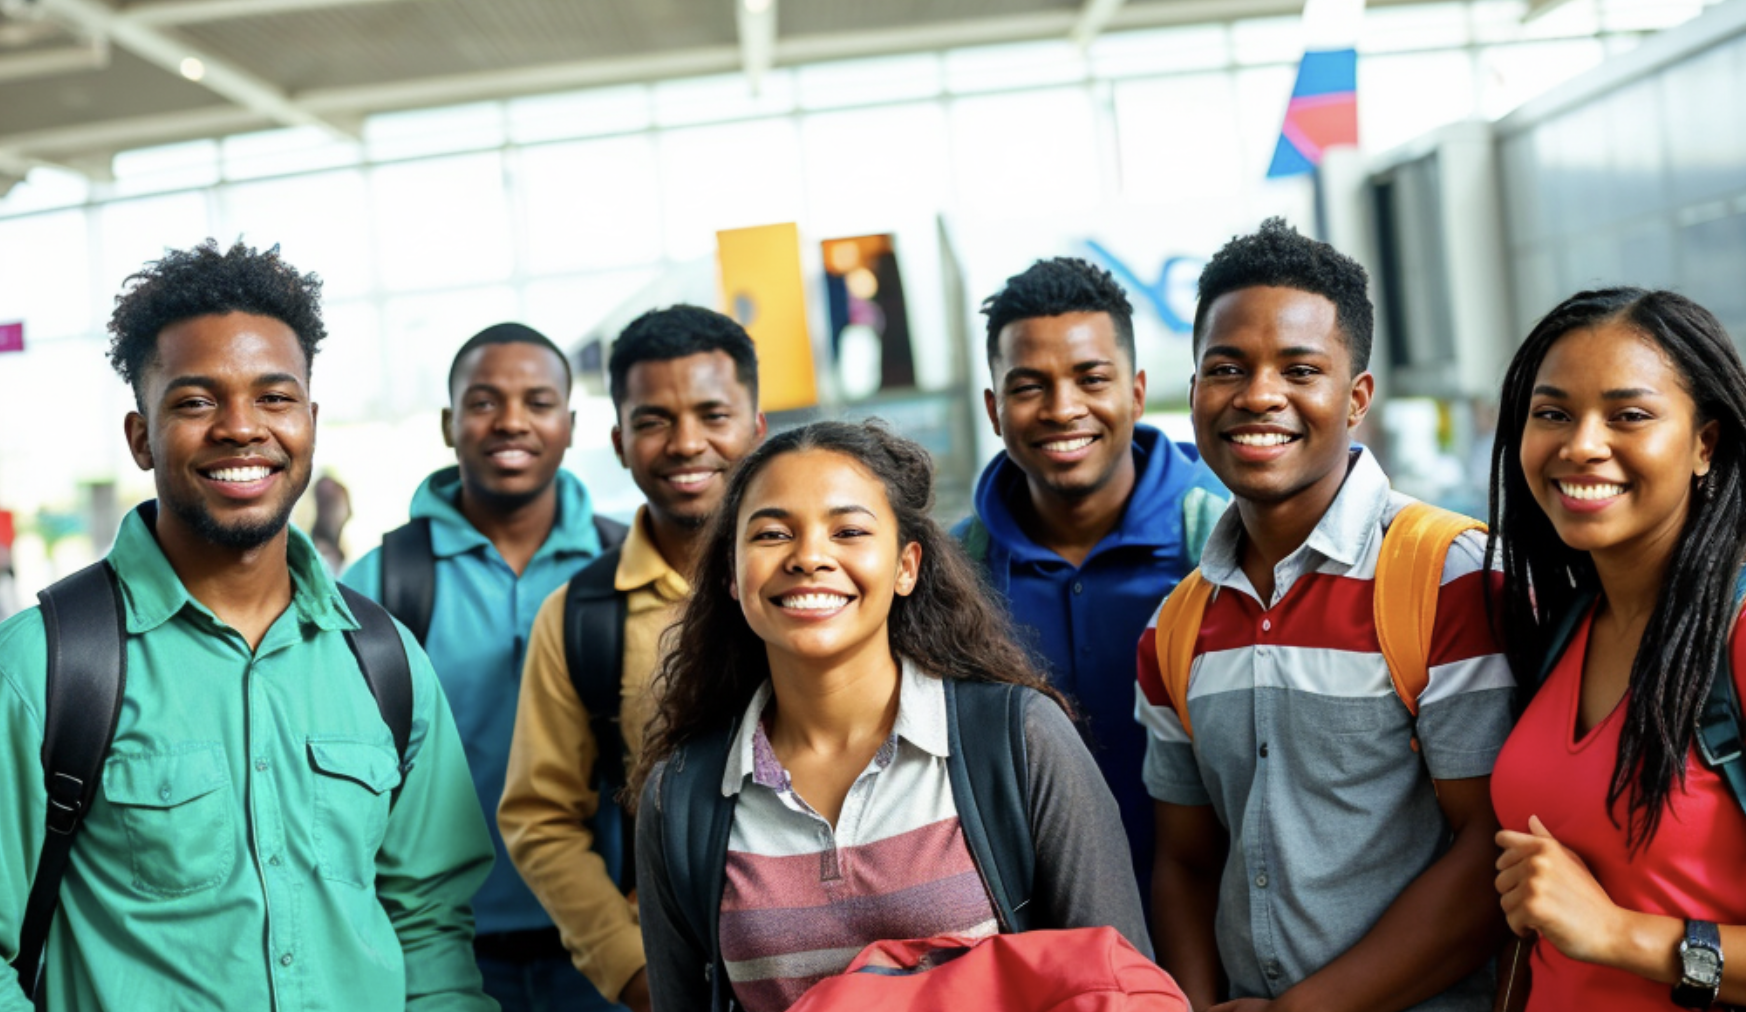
[
  {"left": 657, "top": 724, "right": 739, "bottom": 1010},
  {"left": 1697, "top": 574, "right": 1746, "bottom": 816},
  {"left": 943, "top": 679, "right": 1036, "bottom": 933},
  {"left": 594, "top": 514, "right": 629, "bottom": 551},
  {"left": 563, "top": 545, "right": 634, "bottom": 889},
  {"left": 379, "top": 519, "right": 436, "bottom": 646},
  {"left": 958, "top": 515, "right": 991, "bottom": 566},
  {"left": 21, "top": 562, "right": 129, "bottom": 999},
  {"left": 337, "top": 584, "right": 415, "bottom": 772},
  {"left": 1535, "top": 588, "right": 1600, "bottom": 688}
]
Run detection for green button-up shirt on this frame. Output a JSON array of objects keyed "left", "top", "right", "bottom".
[{"left": 0, "top": 505, "right": 497, "bottom": 1012}]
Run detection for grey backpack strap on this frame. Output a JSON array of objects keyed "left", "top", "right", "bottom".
[
  {"left": 594, "top": 514, "right": 629, "bottom": 551},
  {"left": 21, "top": 562, "right": 129, "bottom": 999},
  {"left": 943, "top": 679, "right": 1035, "bottom": 932},
  {"left": 337, "top": 584, "right": 415, "bottom": 772},
  {"left": 659, "top": 725, "right": 739, "bottom": 1009},
  {"left": 379, "top": 518, "right": 435, "bottom": 646},
  {"left": 1696, "top": 573, "right": 1746, "bottom": 816},
  {"left": 959, "top": 515, "right": 992, "bottom": 565}
]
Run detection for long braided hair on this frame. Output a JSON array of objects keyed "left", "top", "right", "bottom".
[{"left": 1485, "top": 288, "right": 1746, "bottom": 848}]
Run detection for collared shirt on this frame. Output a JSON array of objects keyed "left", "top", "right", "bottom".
[
  {"left": 0, "top": 505, "right": 494, "bottom": 1012},
  {"left": 718, "top": 662, "right": 999, "bottom": 1012},
  {"left": 499, "top": 507, "right": 687, "bottom": 1002},
  {"left": 964, "top": 424, "right": 1226, "bottom": 905},
  {"left": 1135, "top": 448, "right": 1513, "bottom": 1011},
  {"left": 343, "top": 464, "right": 603, "bottom": 937}
]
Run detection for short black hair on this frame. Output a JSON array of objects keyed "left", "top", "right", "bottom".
[
  {"left": 447, "top": 322, "right": 572, "bottom": 402},
  {"left": 1193, "top": 217, "right": 1373, "bottom": 372},
  {"left": 608, "top": 305, "right": 759, "bottom": 411},
  {"left": 107, "top": 238, "right": 325, "bottom": 405},
  {"left": 980, "top": 257, "right": 1136, "bottom": 370}
]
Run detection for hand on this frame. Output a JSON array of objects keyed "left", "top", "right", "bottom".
[
  {"left": 1495, "top": 815, "right": 1621, "bottom": 965},
  {"left": 619, "top": 967, "right": 652, "bottom": 1012}
]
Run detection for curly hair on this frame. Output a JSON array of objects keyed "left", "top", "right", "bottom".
[
  {"left": 1193, "top": 217, "right": 1373, "bottom": 372},
  {"left": 608, "top": 304, "right": 759, "bottom": 412},
  {"left": 1485, "top": 287, "right": 1746, "bottom": 850},
  {"left": 627, "top": 419, "right": 1068, "bottom": 806},
  {"left": 981, "top": 257, "right": 1135, "bottom": 370},
  {"left": 108, "top": 239, "right": 326, "bottom": 405}
]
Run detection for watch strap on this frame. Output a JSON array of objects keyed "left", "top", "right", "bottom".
[{"left": 1674, "top": 919, "right": 1725, "bottom": 1010}]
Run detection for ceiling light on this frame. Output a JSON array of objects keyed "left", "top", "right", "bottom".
[
  {"left": 743, "top": 0, "right": 772, "bottom": 13},
  {"left": 179, "top": 57, "right": 204, "bottom": 81}
]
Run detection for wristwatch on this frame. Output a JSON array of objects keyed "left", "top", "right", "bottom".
[{"left": 1673, "top": 919, "right": 1724, "bottom": 1009}]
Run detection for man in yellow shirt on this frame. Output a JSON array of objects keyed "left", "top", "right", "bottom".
[{"left": 500, "top": 305, "right": 764, "bottom": 1011}]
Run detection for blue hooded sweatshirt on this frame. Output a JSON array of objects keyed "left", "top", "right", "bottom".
[{"left": 956, "top": 424, "right": 1226, "bottom": 914}]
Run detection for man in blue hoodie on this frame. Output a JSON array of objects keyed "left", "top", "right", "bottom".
[
  {"left": 344, "top": 323, "right": 622, "bottom": 1012},
  {"left": 956, "top": 258, "right": 1226, "bottom": 916}
]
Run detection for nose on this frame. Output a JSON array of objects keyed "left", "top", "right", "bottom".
[
  {"left": 1039, "top": 380, "right": 1089, "bottom": 425},
  {"left": 1232, "top": 368, "right": 1288, "bottom": 416},
  {"left": 210, "top": 396, "right": 269, "bottom": 445},
  {"left": 1561, "top": 412, "right": 1611, "bottom": 463},
  {"left": 668, "top": 413, "right": 707, "bottom": 458},
  {"left": 494, "top": 398, "right": 532, "bottom": 434},
  {"left": 784, "top": 527, "right": 836, "bottom": 575}
]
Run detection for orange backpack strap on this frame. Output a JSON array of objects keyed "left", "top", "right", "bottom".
[
  {"left": 1373, "top": 502, "right": 1486, "bottom": 717},
  {"left": 1155, "top": 569, "right": 1216, "bottom": 738}
]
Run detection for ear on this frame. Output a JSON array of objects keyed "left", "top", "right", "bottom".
[
  {"left": 894, "top": 540, "right": 922, "bottom": 597},
  {"left": 611, "top": 425, "right": 626, "bottom": 468},
  {"left": 1132, "top": 368, "right": 1147, "bottom": 417},
  {"left": 728, "top": 573, "right": 739, "bottom": 601},
  {"left": 1696, "top": 417, "right": 1720, "bottom": 476},
  {"left": 754, "top": 411, "right": 768, "bottom": 440},
  {"left": 983, "top": 388, "right": 1001, "bottom": 437},
  {"left": 1347, "top": 371, "right": 1375, "bottom": 430},
  {"left": 440, "top": 407, "right": 456, "bottom": 450},
  {"left": 125, "top": 411, "right": 153, "bottom": 471}
]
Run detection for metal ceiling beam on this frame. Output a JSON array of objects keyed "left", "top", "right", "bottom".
[
  {"left": 1523, "top": 0, "right": 1582, "bottom": 20},
  {"left": 0, "top": 37, "right": 107, "bottom": 83},
  {"left": 1071, "top": 0, "right": 1130, "bottom": 49},
  {"left": 736, "top": 0, "right": 778, "bottom": 95},
  {"left": 38, "top": 0, "right": 355, "bottom": 136},
  {"left": 121, "top": 0, "right": 433, "bottom": 28}
]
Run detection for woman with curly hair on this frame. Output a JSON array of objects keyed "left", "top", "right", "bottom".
[
  {"left": 628, "top": 420, "right": 1148, "bottom": 1012},
  {"left": 1487, "top": 288, "right": 1746, "bottom": 1010}
]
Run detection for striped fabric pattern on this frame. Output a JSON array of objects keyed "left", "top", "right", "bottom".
[{"left": 718, "top": 666, "right": 999, "bottom": 1012}]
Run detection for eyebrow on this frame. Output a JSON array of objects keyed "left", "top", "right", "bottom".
[
  {"left": 1200, "top": 344, "right": 1327, "bottom": 360},
  {"left": 1532, "top": 384, "right": 1662, "bottom": 400},
  {"left": 1002, "top": 359, "right": 1115, "bottom": 384},
  {"left": 162, "top": 372, "right": 302, "bottom": 396},
  {"left": 463, "top": 382, "right": 560, "bottom": 398},
  {"left": 747, "top": 504, "right": 878, "bottom": 522},
  {"left": 629, "top": 399, "right": 733, "bottom": 419}
]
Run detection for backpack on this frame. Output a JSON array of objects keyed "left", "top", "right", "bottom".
[
  {"left": 649, "top": 679, "right": 1038, "bottom": 1012},
  {"left": 786, "top": 928, "right": 1190, "bottom": 1012},
  {"left": 377, "top": 514, "right": 635, "bottom": 887},
  {"left": 1147, "top": 501, "right": 1482, "bottom": 741},
  {"left": 16, "top": 559, "right": 414, "bottom": 1001}
]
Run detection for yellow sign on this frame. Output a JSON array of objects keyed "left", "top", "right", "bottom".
[{"left": 717, "top": 222, "right": 817, "bottom": 411}]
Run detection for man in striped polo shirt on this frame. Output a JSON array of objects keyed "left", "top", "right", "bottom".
[{"left": 1138, "top": 219, "right": 1512, "bottom": 1012}]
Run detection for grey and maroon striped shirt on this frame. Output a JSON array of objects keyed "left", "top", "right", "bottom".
[{"left": 716, "top": 662, "right": 999, "bottom": 1011}]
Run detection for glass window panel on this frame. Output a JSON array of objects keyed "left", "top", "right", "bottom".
[
  {"left": 0, "top": 209, "right": 93, "bottom": 340},
  {"left": 220, "top": 169, "right": 373, "bottom": 297},
  {"left": 97, "top": 192, "right": 213, "bottom": 296},
  {"left": 1519, "top": 0, "right": 1600, "bottom": 39},
  {"left": 1090, "top": 25, "right": 1231, "bottom": 79},
  {"left": 0, "top": 167, "right": 90, "bottom": 218},
  {"left": 0, "top": 336, "right": 133, "bottom": 515},
  {"left": 944, "top": 40, "right": 1087, "bottom": 94},
  {"left": 657, "top": 118, "right": 804, "bottom": 261},
  {"left": 1598, "top": 79, "right": 1665, "bottom": 223},
  {"left": 380, "top": 285, "right": 520, "bottom": 416},
  {"left": 516, "top": 136, "right": 664, "bottom": 275},
  {"left": 365, "top": 103, "right": 506, "bottom": 162},
  {"left": 1234, "top": 65, "right": 1300, "bottom": 182},
  {"left": 1360, "top": 50, "right": 1476, "bottom": 155},
  {"left": 222, "top": 127, "right": 362, "bottom": 182},
  {"left": 948, "top": 89, "right": 1102, "bottom": 219},
  {"left": 309, "top": 299, "right": 385, "bottom": 425},
  {"left": 1231, "top": 16, "right": 1303, "bottom": 67},
  {"left": 370, "top": 152, "right": 514, "bottom": 292},
  {"left": 1478, "top": 38, "right": 1607, "bottom": 118},
  {"left": 1359, "top": 3, "right": 1470, "bottom": 53},
  {"left": 1677, "top": 210, "right": 1746, "bottom": 340},
  {"left": 111, "top": 140, "right": 220, "bottom": 198},
  {"left": 653, "top": 72, "right": 796, "bottom": 128},
  {"left": 1112, "top": 74, "right": 1243, "bottom": 204},
  {"left": 1511, "top": 245, "right": 1560, "bottom": 336},
  {"left": 521, "top": 269, "right": 665, "bottom": 394},
  {"left": 797, "top": 54, "right": 944, "bottom": 110},
  {"left": 1599, "top": 0, "right": 1708, "bottom": 33},
  {"left": 1661, "top": 41, "right": 1746, "bottom": 206},
  {"left": 799, "top": 103, "right": 950, "bottom": 235},
  {"left": 508, "top": 85, "right": 653, "bottom": 144}
]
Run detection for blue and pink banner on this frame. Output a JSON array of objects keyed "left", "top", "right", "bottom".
[{"left": 1267, "top": 47, "right": 1359, "bottom": 178}]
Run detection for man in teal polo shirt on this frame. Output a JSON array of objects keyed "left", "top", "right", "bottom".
[
  {"left": 344, "top": 323, "right": 618, "bottom": 1012},
  {"left": 0, "top": 240, "right": 495, "bottom": 1011}
]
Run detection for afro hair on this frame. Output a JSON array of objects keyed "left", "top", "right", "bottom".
[
  {"left": 1192, "top": 217, "right": 1373, "bottom": 372},
  {"left": 107, "top": 239, "right": 326, "bottom": 404}
]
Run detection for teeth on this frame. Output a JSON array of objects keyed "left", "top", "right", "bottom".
[
  {"left": 1042, "top": 437, "right": 1094, "bottom": 452},
  {"left": 1230, "top": 432, "right": 1294, "bottom": 447},
  {"left": 207, "top": 466, "right": 271, "bottom": 483},
  {"left": 1559, "top": 481, "right": 1626, "bottom": 501},
  {"left": 780, "top": 593, "right": 850, "bottom": 611},
  {"left": 669, "top": 472, "right": 712, "bottom": 486}
]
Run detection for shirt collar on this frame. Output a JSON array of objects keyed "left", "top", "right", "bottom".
[
  {"left": 412, "top": 466, "right": 603, "bottom": 561},
  {"left": 1198, "top": 446, "right": 1390, "bottom": 585},
  {"left": 719, "top": 657, "right": 951, "bottom": 797},
  {"left": 109, "top": 502, "right": 356, "bottom": 635},
  {"left": 615, "top": 506, "right": 690, "bottom": 602}
]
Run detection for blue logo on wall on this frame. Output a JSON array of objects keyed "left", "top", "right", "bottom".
[{"left": 1083, "top": 239, "right": 1204, "bottom": 336}]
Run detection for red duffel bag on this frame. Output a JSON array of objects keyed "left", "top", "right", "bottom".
[{"left": 787, "top": 927, "right": 1190, "bottom": 1012}]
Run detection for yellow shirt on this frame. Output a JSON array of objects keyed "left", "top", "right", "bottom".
[{"left": 499, "top": 507, "right": 689, "bottom": 1002}]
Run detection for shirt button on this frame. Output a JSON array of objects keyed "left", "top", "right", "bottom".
[
  {"left": 1261, "top": 618, "right": 1272, "bottom": 632},
  {"left": 1258, "top": 742, "right": 1269, "bottom": 758},
  {"left": 279, "top": 953, "right": 294, "bottom": 967},
  {"left": 254, "top": 760, "right": 269, "bottom": 772},
  {"left": 1072, "top": 582, "right": 1084, "bottom": 595},
  {"left": 158, "top": 785, "right": 171, "bottom": 801},
  {"left": 1255, "top": 873, "right": 1269, "bottom": 888},
  {"left": 269, "top": 855, "right": 282, "bottom": 867},
  {"left": 1265, "top": 960, "right": 1281, "bottom": 978}
]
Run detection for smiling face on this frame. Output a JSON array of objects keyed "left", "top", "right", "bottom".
[
  {"left": 1520, "top": 321, "right": 1717, "bottom": 561},
  {"left": 125, "top": 312, "right": 316, "bottom": 551},
  {"left": 612, "top": 350, "right": 765, "bottom": 531},
  {"left": 731, "top": 448, "right": 921, "bottom": 669},
  {"left": 984, "top": 311, "right": 1146, "bottom": 503},
  {"left": 1191, "top": 285, "right": 1372, "bottom": 507},
  {"left": 443, "top": 341, "right": 574, "bottom": 512}
]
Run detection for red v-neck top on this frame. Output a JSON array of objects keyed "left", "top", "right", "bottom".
[{"left": 1491, "top": 606, "right": 1746, "bottom": 1011}]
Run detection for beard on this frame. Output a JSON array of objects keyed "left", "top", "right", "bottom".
[{"left": 162, "top": 473, "right": 306, "bottom": 551}]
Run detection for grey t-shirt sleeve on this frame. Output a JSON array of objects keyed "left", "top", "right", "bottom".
[
  {"left": 1023, "top": 695, "right": 1154, "bottom": 960},
  {"left": 1143, "top": 733, "right": 1212, "bottom": 806},
  {"left": 635, "top": 764, "right": 713, "bottom": 1012}
]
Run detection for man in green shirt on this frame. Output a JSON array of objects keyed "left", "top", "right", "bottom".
[{"left": 0, "top": 240, "right": 497, "bottom": 1011}]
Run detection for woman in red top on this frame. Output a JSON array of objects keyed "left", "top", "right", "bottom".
[{"left": 1487, "top": 287, "right": 1746, "bottom": 1010}]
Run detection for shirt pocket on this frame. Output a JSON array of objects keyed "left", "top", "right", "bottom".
[
  {"left": 102, "top": 743, "right": 235, "bottom": 897},
  {"left": 307, "top": 738, "right": 402, "bottom": 888}
]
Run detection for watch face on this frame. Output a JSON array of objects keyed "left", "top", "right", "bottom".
[{"left": 1683, "top": 946, "right": 1721, "bottom": 983}]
